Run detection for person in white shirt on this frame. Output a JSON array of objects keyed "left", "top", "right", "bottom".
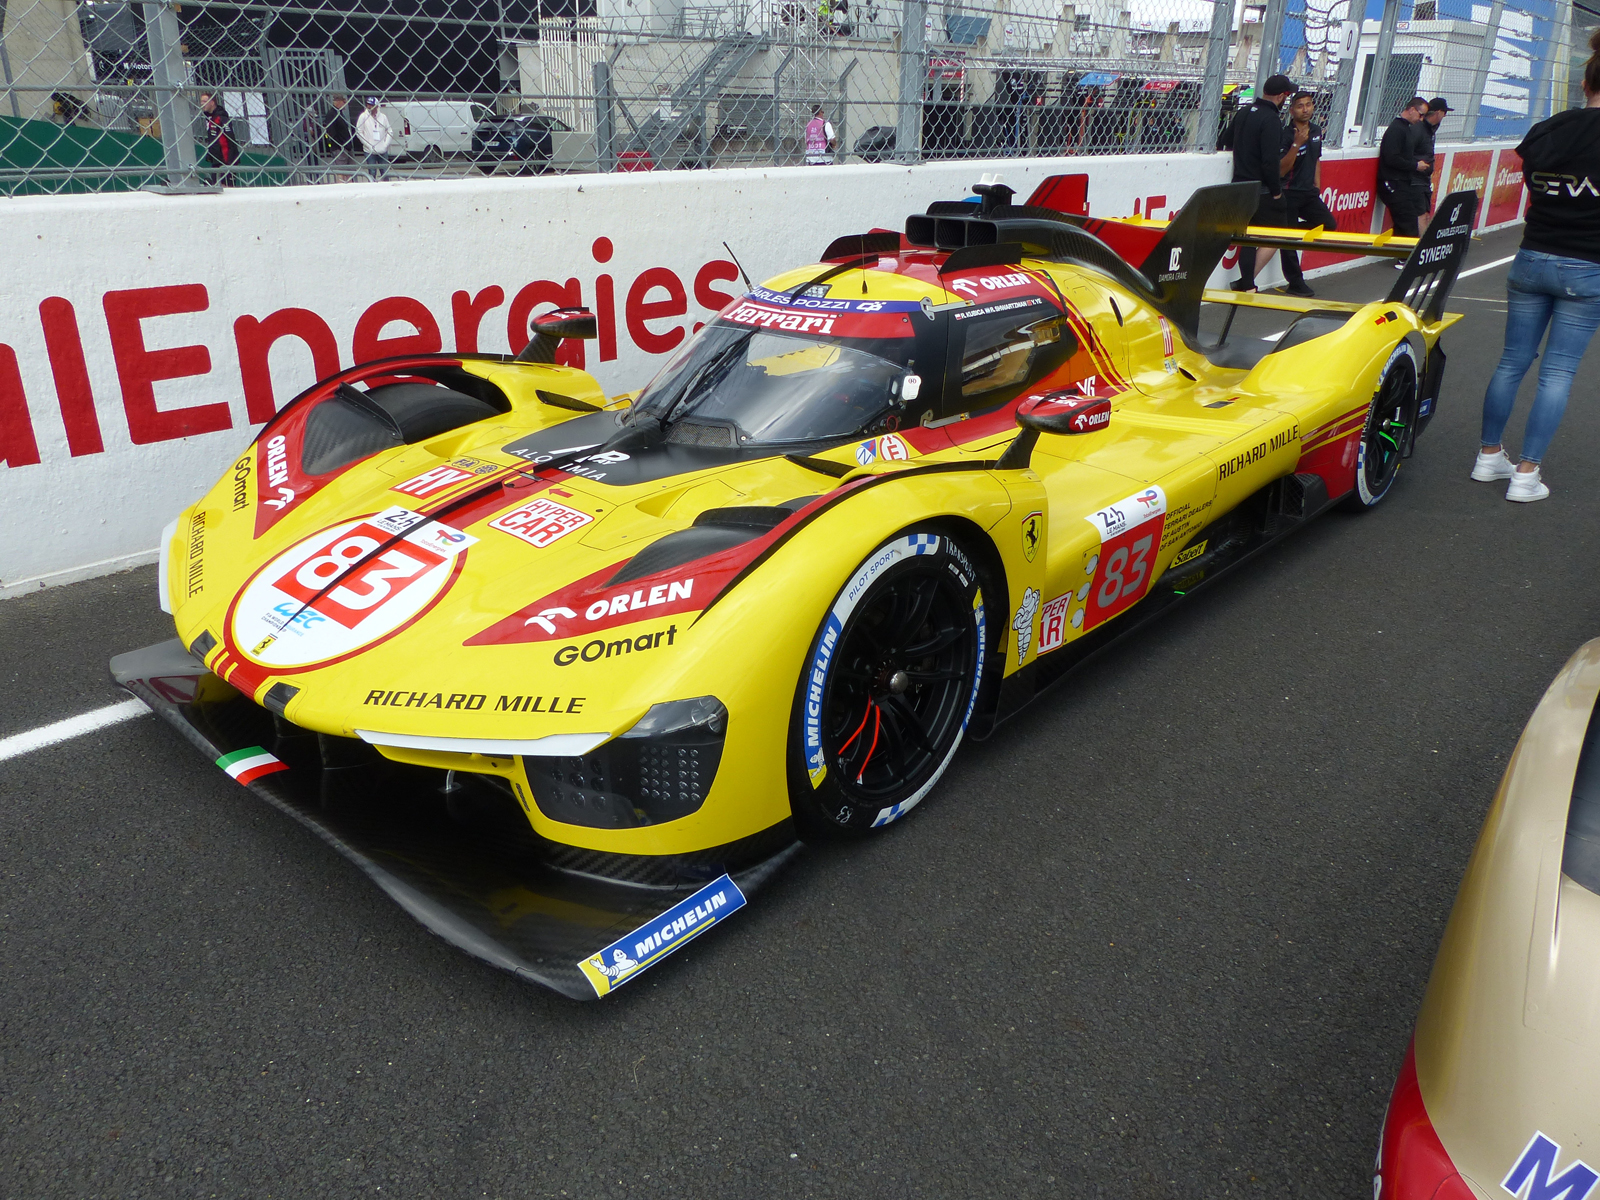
[{"left": 355, "top": 97, "right": 393, "bottom": 181}]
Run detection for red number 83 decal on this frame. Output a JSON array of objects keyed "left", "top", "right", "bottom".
[{"left": 1083, "top": 486, "right": 1166, "bottom": 631}]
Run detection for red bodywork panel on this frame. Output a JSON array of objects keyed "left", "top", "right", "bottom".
[{"left": 1373, "top": 1040, "right": 1476, "bottom": 1200}]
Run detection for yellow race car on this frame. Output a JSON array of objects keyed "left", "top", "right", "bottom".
[{"left": 114, "top": 178, "right": 1478, "bottom": 999}]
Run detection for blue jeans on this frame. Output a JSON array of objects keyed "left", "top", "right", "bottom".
[
  {"left": 363, "top": 152, "right": 390, "bottom": 181},
  {"left": 1481, "top": 248, "right": 1600, "bottom": 463}
]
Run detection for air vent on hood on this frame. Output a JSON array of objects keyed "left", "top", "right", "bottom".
[{"left": 606, "top": 501, "right": 818, "bottom": 587}]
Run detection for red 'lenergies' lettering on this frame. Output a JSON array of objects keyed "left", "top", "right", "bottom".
[
  {"left": 234, "top": 307, "right": 341, "bottom": 424},
  {"left": 103, "top": 284, "right": 229, "bottom": 445},
  {"left": 38, "top": 297, "right": 105, "bottom": 457},
  {"left": 352, "top": 295, "right": 443, "bottom": 362},
  {"left": 627, "top": 266, "right": 688, "bottom": 354},
  {"left": 451, "top": 286, "right": 504, "bottom": 353},
  {"left": 0, "top": 344, "right": 42, "bottom": 468},
  {"left": 692, "top": 260, "right": 740, "bottom": 335},
  {"left": 592, "top": 237, "right": 618, "bottom": 362}
]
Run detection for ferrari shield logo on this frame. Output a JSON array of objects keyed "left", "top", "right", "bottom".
[{"left": 1021, "top": 511, "right": 1042, "bottom": 563}]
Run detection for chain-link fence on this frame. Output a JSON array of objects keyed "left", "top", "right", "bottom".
[{"left": 0, "top": 0, "right": 1578, "bottom": 195}]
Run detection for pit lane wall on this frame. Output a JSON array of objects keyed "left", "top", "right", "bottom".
[{"left": 0, "top": 141, "right": 1527, "bottom": 598}]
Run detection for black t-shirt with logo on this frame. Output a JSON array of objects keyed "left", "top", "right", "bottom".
[
  {"left": 1283, "top": 121, "right": 1322, "bottom": 193},
  {"left": 1518, "top": 107, "right": 1600, "bottom": 266}
]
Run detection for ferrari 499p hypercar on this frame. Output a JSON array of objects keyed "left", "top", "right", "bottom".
[
  {"left": 1373, "top": 638, "right": 1600, "bottom": 1200},
  {"left": 115, "top": 177, "right": 1479, "bottom": 998}
]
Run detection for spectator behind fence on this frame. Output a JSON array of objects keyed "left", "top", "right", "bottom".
[
  {"left": 1228, "top": 74, "right": 1298, "bottom": 292},
  {"left": 1278, "top": 90, "right": 1333, "bottom": 299},
  {"left": 805, "top": 105, "right": 835, "bottom": 165},
  {"left": 1472, "top": 29, "right": 1600, "bottom": 503},
  {"left": 1377, "top": 97, "right": 1432, "bottom": 244},
  {"left": 356, "top": 97, "right": 394, "bottom": 181},
  {"left": 321, "top": 94, "right": 359, "bottom": 183},
  {"left": 197, "top": 92, "right": 238, "bottom": 187}
]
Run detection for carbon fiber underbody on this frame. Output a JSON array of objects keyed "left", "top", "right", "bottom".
[{"left": 111, "top": 639, "right": 800, "bottom": 1000}]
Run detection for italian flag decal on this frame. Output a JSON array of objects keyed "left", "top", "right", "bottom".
[{"left": 216, "top": 746, "right": 289, "bottom": 786}]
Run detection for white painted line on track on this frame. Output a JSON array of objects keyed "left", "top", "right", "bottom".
[
  {"left": 1457, "top": 254, "right": 1517, "bottom": 280},
  {"left": 0, "top": 698, "right": 150, "bottom": 765}
]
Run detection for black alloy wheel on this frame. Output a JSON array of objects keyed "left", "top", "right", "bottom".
[
  {"left": 789, "top": 531, "right": 985, "bottom": 838},
  {"left": 1345, "top": 341, "right": 1419, "bottom": 510}
]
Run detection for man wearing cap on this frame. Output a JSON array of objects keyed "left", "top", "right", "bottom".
[
  {"left": 1377, "top": 97, "right": 1433, "bottom": 242},
  {"left": 1229, "top": 73, "right": 1300, "bottom": 292},
  {"left": 356, "top": 96, "right": 394, "bottom": 181},
  {"left": 1419, "top": 97, "right": 1451, "bottom": 222}
]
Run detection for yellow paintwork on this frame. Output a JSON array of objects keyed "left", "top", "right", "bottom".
[{"left": 164, "top": 234, "right": 1456, "bottom": 859}]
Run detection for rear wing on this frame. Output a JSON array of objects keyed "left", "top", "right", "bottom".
[{"left": 1024, "top": 176, "right": 1478, "bottom": 334}]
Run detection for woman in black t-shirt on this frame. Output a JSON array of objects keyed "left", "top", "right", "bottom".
[{"left": 1474, "top": 29, "right": 1600, "bottom": 502}]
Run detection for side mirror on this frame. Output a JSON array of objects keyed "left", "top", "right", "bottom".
[
  {"left": 515, "top": 307, "right": 598, "bottom": 363},
  {"left": 997, "top": 390, "right": 1112, "bottom": 470}
]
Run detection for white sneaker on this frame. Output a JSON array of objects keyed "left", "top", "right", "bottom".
[
  {"left": 1506, "top": 467, "right": 1550, "bottom": 503},
  {"left": 1471, "top": 449, "right": 1516, "bottom": 481}
]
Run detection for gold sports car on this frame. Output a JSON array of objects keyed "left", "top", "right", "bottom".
[
  {"left": 1374, "top": 638, "right": 1600, "bottom": 1200},
  {"left": 115, "top": 177, "right": 1479, "bottom": 998}
]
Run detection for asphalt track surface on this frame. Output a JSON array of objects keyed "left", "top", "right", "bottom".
[{"left": 4, "top": 225, "right": 1598, "bottom": 1200}]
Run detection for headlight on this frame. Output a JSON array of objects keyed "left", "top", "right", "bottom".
[
  {"left": 156, "top": 517, "right": 180, "bottom": 614},
  {"left": 523, "top": 696, "right": 728, "bottom": 829}
]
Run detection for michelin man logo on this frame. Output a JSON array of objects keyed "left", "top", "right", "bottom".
[
  {"left": 1012, "top": 587, "right": 1040, "bottom": 662},
  {"left": 590, "top": 947, "right": 640, "bottom": 980}
]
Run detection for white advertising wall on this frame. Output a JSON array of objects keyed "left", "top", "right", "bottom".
[{"left": 0, "top": 142, "right": 1525, "bottom": 597}]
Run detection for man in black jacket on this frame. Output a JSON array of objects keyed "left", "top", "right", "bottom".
[
  {"left": 1230, "top": 74, "right": 1299, "bottom": 291},
  {"left": 1377, "top": 97, "right": 1433, "bottom": 240}
]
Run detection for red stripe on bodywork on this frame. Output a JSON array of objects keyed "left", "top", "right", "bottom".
[{"left": 1372, "top": 1041, "right": 1474, "bottom": 1200}]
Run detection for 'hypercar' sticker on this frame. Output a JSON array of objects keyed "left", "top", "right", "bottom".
[
  {"left": 489, "top": 497, "right": 595, "bottom": 548},
  {"left": 1038, "top": 593, "right": 1071, "bottom": 655},
  {"left": 1082, "top": 486, "right": 1166, "bottom": 631},
  {"left": 216, "top": 746, "right": 289, "bottom": 786},
  {"left": 230, "top": 507, "right": 475, "bottom": 669},
  {"left": 804, "top": 534, "right": 941, "bottom": 788},
  {"left": 579, "top": 875, "right": 747, "bottom": 998}
]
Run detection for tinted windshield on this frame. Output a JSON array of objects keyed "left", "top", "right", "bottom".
[{"left": 630, "top": 324, "right": 909, "bottom": 447}]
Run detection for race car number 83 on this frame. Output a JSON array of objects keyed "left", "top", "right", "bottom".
[{"left": 1083, "top": 486, "right": 1167, "bottom": 631}]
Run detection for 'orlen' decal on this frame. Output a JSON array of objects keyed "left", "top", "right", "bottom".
[
  {"left": 1082, "top": 486, "right": 1167, "bottom": 631},
  {"left": 258, "top": 433, "right": 297, "bottom": 515},
  {"left": 805, "top": 533, "right": 941, "bottom": 788},
  {"left": 230, "top": 507, "right": 476, "bottom": 669},
  {"left": 489, "top": 497, "right": 595, "bottom": 548},
  {"left": 1502, "top": 1132, "right": 1598, "bottom": 1200},
  {"left": 579, "top": 874, "right": 747, "bottom": 998}
]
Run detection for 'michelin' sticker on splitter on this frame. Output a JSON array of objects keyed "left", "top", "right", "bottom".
[
  {"left": 578, "top": 875, "right": 747, "bottom": 997},
  {"left": 230, "top": 507, "right": 476, "bottom": 669}
]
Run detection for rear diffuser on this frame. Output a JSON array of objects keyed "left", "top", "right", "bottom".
[{"left": 111, "top": 639, "right": 800, "bottom": 1000}]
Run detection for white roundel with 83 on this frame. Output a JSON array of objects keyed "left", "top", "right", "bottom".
[{"left": 231, "top": 506, "right": 476, "bottom": 669}]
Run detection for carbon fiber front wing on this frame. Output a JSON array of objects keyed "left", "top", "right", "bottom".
[{"left": 111, "top": 640, "right": 800, "bottom": 1000}]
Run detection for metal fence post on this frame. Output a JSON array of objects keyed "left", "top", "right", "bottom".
[
  {"left": 1459, "top": 0, "right": 1503, "bottom": 140},
  {"left": 1195, "top": 0, "right": 1236, "bottom": 153},
  {"left": 593, "top": 58, "right": 615, "bottom": 172},
  {"left": 896, "top": 0, "right": 927, "bottom": 163},
  {"left": 1255, "top": 0, "right": 1289, "bottom": 90},
  {"left": 0, "top": 0, "right": 21, "bottom": 120},
  {"left": 140, "top": 0, "right": 205, "bottom": 191},
  {"left": 1325, "top": 16, "right": 1359, "bottom": 148},
  {"left": 834, "top": 57, "right": 857, "bottom": 163},
  {"left": 1359, "top": 0, "right": 1402, "bottom": 145}
]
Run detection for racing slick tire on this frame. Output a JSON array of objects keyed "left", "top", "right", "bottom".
[
  {"left": 1342, "top": 340, "right": 1420, "bottom": 511},
  {"left": 787, "top": 529, "right": 987, "bottom": 841}
]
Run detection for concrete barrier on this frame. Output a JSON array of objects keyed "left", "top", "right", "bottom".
[{"left": 0, "top": 142, "right": 1525, "bottom": 597}]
